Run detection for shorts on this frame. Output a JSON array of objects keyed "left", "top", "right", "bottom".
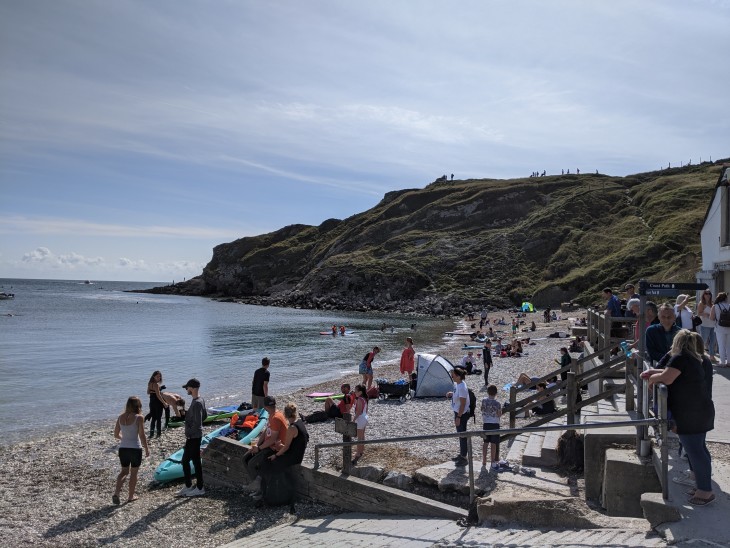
[
  {"left": 355, "top": 414, "right": 369, "bottom": 430},
  {"left": 482, "top": 423, "right": 500, "bottom": 444},
  {"left": 119, "top": 447, "right": 143, "bottom": 468},
  {"left": 358, "top": 360, "right": 368, "bottom": 375}
]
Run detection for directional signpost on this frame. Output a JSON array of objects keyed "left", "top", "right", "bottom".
[{"left": 639, "top": 281, "right": 708, "bottom": 297}]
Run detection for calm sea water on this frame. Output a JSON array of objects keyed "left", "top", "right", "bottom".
[{"left": 0, "top": 278, "right": 454, "bottom": 443}]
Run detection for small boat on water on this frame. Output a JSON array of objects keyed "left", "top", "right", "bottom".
[{"left": 0, "top": 292, "right": 14, "bottom": 300}]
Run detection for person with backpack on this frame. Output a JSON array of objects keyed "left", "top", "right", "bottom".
[
  {"left": 710, "top": 291, "right": 730, "bottom": 367},
  {"left": 446, "top": 367, "right": 470, "bottom": 466}
]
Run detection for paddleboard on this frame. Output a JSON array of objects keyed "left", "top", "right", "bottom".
[
  {"left": 319, "top": 331, "right": 355, "bottom": 335},
  {"left": 307, "top": 392, "right": 334, "bottom": 398},
  {"left": 444, "top": 331, "right": 475, "bottom": 336},
  {"left": 462, "top": 345, "right": 484, "bottom": 349},
  {"left": 312, "top": 394, "right": 344, "bottom": 402},
  {"left": 166, "top": 406, "right": 239, "bottom": 428},
  {"left": 154, "top": 408, "right": 269, "bottom": 483}
]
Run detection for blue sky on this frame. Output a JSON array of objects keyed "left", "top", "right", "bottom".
[{"left": 2, "top": 0, "right": 729, "bottom": 282}]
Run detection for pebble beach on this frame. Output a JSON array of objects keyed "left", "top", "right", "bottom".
[{"left": 0, "top": 311, "right": 583, "bottom": 547}]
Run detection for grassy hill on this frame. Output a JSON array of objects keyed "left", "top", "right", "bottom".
[{"left": 155, "top": 161, "right": 728, "bottom": 314}]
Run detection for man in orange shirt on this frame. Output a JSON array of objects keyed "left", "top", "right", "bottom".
[{"left": 243, "top": 396, "right": 288, "bottom": 495}]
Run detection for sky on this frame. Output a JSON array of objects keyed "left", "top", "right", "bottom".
[{"left": 1, "top": 0, "right": 729, "bottom": 282}]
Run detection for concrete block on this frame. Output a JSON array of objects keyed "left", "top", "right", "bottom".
[
  {"left": 382, "top": 471, "right": 412, "bottom": 490},
  {"left": 350, "top": 465, "right": 385, "bottom": 483},
  {"left": 640, "top": 492, "right": 681, "bottom": 529},
  {"left": 541, "top": 427, "right": 562, "bottom": 467},
  {"left": 601, "top": 449, "right": 661, "bottom": 517},
  {"left": 584, "top": 423, "right": 636, "bottom": 501},
  {"left": 521, "top": 431, "right": 545, "bottom": 467},
  {"left": 477, "top": 495, "right": 600, "bottom": 528}
]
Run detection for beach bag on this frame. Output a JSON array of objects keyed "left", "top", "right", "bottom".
[
  {"left": 467, "top": 388, "right": 477, "bottom": 423},
  {"left": 718, "top": 304, "right": 730, "bottom": 327},
  {"left": 366, "top": 386, "right": 379, "bottom": 400}
]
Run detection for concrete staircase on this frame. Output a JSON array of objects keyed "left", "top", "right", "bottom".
[{"left": 505, "top": 419, "right": 564, "bottom": 468}]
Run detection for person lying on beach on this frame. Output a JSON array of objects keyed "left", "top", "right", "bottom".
[{"left": 324, "top": 384, "right": 354, "bottom": 418}]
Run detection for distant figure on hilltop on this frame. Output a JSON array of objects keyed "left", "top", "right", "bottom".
[
  {"left": 450, "top": 173, "right": 454, "bottom": 180},
  {"left": 577, "top": 168, "right": 580, "bottom": 175}
]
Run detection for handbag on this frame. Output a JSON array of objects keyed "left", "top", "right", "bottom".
[{"left": 692, "top": 315, "right": 703, "bottom": 328}]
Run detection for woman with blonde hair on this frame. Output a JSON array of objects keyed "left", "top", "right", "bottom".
[
  {"left": 113, "top": 396, "right": 150, "bottom": 504},
  {"left": 641, "top": 329, "right": 715, "bottom": 506}
]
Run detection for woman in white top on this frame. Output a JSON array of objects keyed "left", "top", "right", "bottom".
[
  {"left": 446, "top": 367, "right": 469, "bottom": 465},
  {"left": 113, "top": 396, "right": 150, "bottom": 504},
  {"left": 674, "top": 294, "right": 694, "bottom": 331},
  {"left": 710, "top": 292, "right": 730, "bottom": 367},
  {"left": 697, "top": 289, "right": 717, "bottom": 362},
  {"left": 351, "top": 385, "right": 369, "bottom": 466}
]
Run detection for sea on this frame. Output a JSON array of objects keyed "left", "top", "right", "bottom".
[{"left": 0, "top": 278, "right": 455, "bottom": 444}]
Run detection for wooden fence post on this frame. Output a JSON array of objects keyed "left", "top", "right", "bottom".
[{"left": 335, "top": 413, "right": 356, "bottom": 475}]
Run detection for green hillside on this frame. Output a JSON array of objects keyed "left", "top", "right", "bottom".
[{"left": 150, "top": 161, "right": 728, "bottom": 314}]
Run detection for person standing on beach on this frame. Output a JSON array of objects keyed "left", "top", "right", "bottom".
[
  {"left": 446, "top": 368, "right": 469, "bottom": 466},
  {"left": 112, "top": 396, "right": 149, "bottom": 504},
  {"left": 146, "top": 371, "right": 168, "bottom": 439},
  {"left": 481, "top": 385, "right": 502, "bottom": 470},
  {"left": 359, "top": 347, "right": 380, "bottom": 390},
  {"left": 252, "top": 357, "right": 270, "bottom": 409},
  {"left": 177, "top": 378, "right": 207, "bottom": 497},
  {"left": 400, "top": 337, "right": 415, "bottom": 378},
  {"left": 351, "top": 384, "right": 369, "bottom": 465},
  {"left": 482, "top": 340, "right": 493, "bottom": 385}
]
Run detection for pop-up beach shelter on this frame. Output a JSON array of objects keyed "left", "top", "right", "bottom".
[
  {"left": 521, "top": 302, "right": 534, "bottom": 312},
  {"left": 414, "top": 353, "right": 455, "bottom": 397}
]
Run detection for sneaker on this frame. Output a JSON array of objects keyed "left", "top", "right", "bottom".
[
  {"left": 491, "top": 462, "right": 500, "bottom": 470},
  {"left": 454, "top": 457, "right": 468, "bottom": 467},
  {"left": 672, "top": 471, "right": 695, "bottom": 487},
  {"left": 185, "top": 487, "right": 206, "bottom": 497},
  {"left": 176, "top": 485, "right": 194, "bottom": 497}
]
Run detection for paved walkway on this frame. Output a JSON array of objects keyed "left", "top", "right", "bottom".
[
  {"left": 708, "top": 366, "right": 730, "bottom": 443},
  {"left": 219, "top": 513, "right": 666, "bottom": 547}
]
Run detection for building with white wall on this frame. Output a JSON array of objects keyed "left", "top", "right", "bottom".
[{"left": 697, "top": 165, "right": 730, "bottom": 296}]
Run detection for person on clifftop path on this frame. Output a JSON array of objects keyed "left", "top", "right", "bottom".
[
  {"left": 359, "top": 346, "right": 380, "bottom": 390},
  {"left": 112, "top": 396, "right": 150, "bottom": 505},
  {"left": 251, "top": 357, "right": 270, "bottom": 409},
  {"left": 446, "top": 367, "right": 469, "bottom": 467},
  {"left": 400, "top": 337, "right": 415, "bottom": 378}
]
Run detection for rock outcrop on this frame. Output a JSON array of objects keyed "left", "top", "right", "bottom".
[{"left": 144, "top": 162, "right": 726, "bottom": 313}]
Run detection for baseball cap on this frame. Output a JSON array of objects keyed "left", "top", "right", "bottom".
[
  {"left": 263, "top": 395, "right": 276, "bottom": 407},
  {"left": 182, "top": 378, "right": 201, "bottom": 389}
]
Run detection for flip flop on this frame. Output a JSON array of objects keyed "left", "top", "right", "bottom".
[{"left": 688, "top": 494, "right": 715, "bottom": 506}]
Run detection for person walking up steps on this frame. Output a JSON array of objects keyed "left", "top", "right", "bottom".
[
  {"left": 177, "top": 378, "right": 207, "bottom": 497},
  {"left": 112, "top": 396, "right": 149, "bottom": 504}
]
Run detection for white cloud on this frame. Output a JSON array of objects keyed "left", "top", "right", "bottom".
[
  {"left": 0, "top": 216, "right": 241, "bottom": 240},
  {"left": 21, "top": 247, "right": 104, "bottom": 268}
]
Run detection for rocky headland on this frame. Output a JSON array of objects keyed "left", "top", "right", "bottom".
[{"left": 142, "top": 162, "right": 727, "bottom": 313}]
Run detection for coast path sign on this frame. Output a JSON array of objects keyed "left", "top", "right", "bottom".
[{"left": 639, "top": 281, "right": 709, "bottom": 297}]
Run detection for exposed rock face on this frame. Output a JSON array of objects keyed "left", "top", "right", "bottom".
[{"left": 144, "top": 162, "right": 724, "bottom": 312}]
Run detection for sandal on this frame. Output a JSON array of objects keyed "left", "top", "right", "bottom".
[
  {"left": 688, "top": 494, "right": 715, "bottom": 506},
  {"left": 351, "top": 454, "right": 361, "bottom": 466},
  {"left": 127, "top": 496, "right": 139, "bottom": 503}
]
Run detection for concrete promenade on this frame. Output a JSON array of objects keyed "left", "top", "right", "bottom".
[{"left": 220, "top": 513, "right": 667, "bottom": 547}]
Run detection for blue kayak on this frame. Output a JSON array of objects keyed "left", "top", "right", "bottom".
[{"left": 154, "top": 408, "right": 269, "bottom": 483}]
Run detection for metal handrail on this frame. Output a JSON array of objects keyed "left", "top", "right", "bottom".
[{"left": 313, "top": 417, "right": 663, "bottom": 504}]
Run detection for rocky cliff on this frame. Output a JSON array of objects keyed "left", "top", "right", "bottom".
[{"left": 146, "top": 161, "right": 727, "bottom": 314}]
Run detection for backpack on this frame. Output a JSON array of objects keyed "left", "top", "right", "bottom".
[
  {"left": 467, "top": 388, "right": 477, "bottom": 423},
  {"left": 718, "top": 304, "right": 730, "bottom": 328}
]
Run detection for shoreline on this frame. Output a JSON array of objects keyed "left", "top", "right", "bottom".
[{"left": 0, "top": 310, "right": 584, "bottom": 546}]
